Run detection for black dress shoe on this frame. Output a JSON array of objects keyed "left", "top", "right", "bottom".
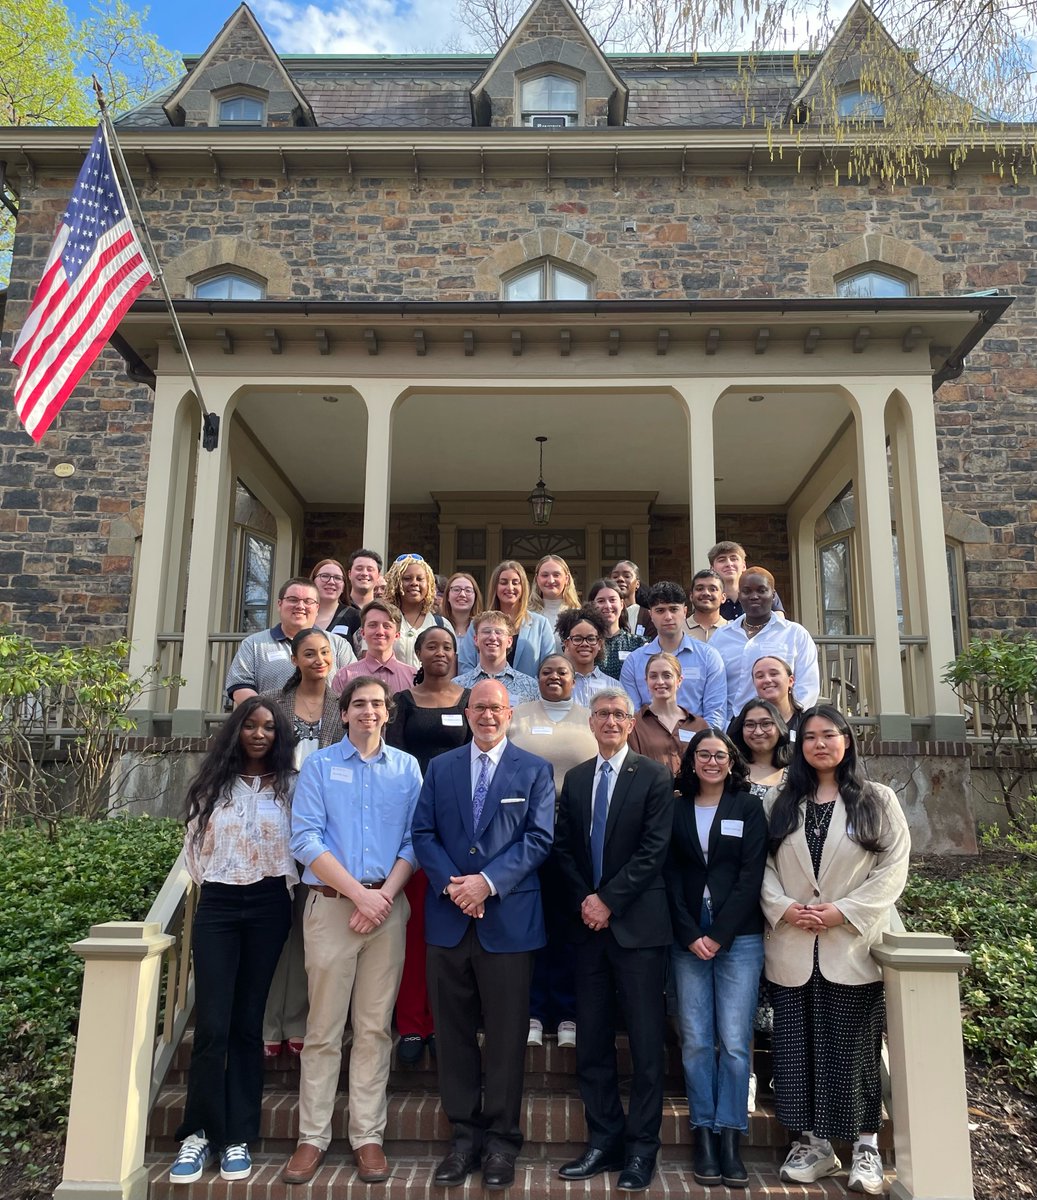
[
  {"left": 719, "top": 1128, "right": 748, "bottom": 1188},
  {"left": 617, "top": 1155, "right": 655, "bottom": 1191},
  {"left": 558, "top": 1146, "right": 625, "bottom": 1180},
  {"left": 433, "top": 1149, "right": 480, "bottom": 1186},
  {"left": 481, "top": 1152, "right": 516, "bottom": 1189},
  {"left": 396, "top": 1034, "right": 425, "bottom": 1066},
  {"left": 692, "top": 1127, "right": 722, "bottom": 1185}
]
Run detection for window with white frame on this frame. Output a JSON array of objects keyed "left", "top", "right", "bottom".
[
  {"left": 504, "top": 258, "right": 593, "bottom": 301},
  {"left": 520, "top": 72, "right": 581, "bottom": 127},
  {"left": 217, "top": 94, "right": 266, "bottom": 126},
  {"left": 837, "top": 87, "right": 885, "bottom": 121},
  {"left": 193, "top": 272, "right": 267, "bottom": 300}
]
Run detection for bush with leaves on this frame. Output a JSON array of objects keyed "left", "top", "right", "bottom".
[
  {"left": 901, "top": 860, "right": 1037, "bottom": 1094},
  {"left": 0, "top": 817, "right": 182, "bottom": 1164}
]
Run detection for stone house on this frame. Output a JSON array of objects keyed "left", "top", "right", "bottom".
[{"left": 0, "top": 0, "right": 1031, "bottom": 841}]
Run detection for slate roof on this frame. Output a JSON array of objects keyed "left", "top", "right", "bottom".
[{"left": 116, "top": 53, "right": 807, "bottom": 131}]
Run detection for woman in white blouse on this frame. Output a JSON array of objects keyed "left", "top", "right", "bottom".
[{"left": 169, "top": 697, "right": 298, "bottom": 1186}]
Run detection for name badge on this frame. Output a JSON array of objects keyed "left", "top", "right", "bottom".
[
  {"left": 618, "top": 650, "right": 631, "bottom": 661},
  {"left": 442, "top": 713, "right": 463, "bottom": 726},
  {"left": 635, "top": 625, "right": 645, "bottom": 636},
  {"left": 330, "top": 766, "right": 353, "bottom": 783},
  {"left": 678, "top": 728, "right": 694, "bottom": 743},
  {"left": 531, "top": 725, "right": 553, "bottom": 736},
  {"left": 263, "top": 642, "right": 285, "bottom": 658},
  {"left": 721, "top": 819, "right": 744, "bottom": 838},
  {"left": 501, "top": 797, "right": 525, "bottom": 805},
  {"left": 788, "top": 729, "right": 798, "bottom": 742}
]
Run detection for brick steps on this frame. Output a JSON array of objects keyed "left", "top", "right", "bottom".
[{"left": 144, "top": 1153, "right": 869, "bottom": 1198}]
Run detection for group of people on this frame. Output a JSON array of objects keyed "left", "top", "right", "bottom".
[{"left": 170, "top": 546, "right": 909, "bottom": 1197}]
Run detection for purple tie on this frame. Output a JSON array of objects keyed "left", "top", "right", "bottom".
[
  {"left": 473, "top": 753, "right": 490, "bottom": 827},
  {"left": 591, "top": 761, "right": 610, "bottom": 888}
]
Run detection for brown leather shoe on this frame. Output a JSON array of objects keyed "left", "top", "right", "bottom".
[
  {"left": 283, "top": 1143, "right": 326, "bottom": 1184},
  {"left": 355, "top": 1142, "right": 390, "bottom": 1182}
]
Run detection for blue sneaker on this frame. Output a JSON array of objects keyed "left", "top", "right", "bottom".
[
  {"left": 220, "top": 1143, "right": 253, "bottom": 1181},
  {"left": 169, "top": 1132, "right": 214, "bottom": 1183}
]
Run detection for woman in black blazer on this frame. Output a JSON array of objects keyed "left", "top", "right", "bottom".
[{"left": 665, "top": 727, "right": 767, "bottom": 1190}]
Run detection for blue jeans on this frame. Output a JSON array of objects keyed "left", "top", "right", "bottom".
[{"left": 671, "top": 923, "right": 764, "bottom": 1133}]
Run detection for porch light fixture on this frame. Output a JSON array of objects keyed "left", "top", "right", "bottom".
[{"left": 528, "top": 435, "right": 555, "bottom": 527}]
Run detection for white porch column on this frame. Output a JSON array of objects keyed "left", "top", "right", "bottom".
[
  {"left": 895, "top": 379, "right": 965, "bottom": 738},
  {"left": 127, "top": 379, "right": 198, "bottom": 732},
  {"left": 172, "top": 383, "right": 237, "bottom": 737},
  {"left": 847, "top": 383, "right": 910, "bottom": 740},
  {"left": 358, "top": 382, "right": 400, "bottom": 560},
  {"left": 672, "top": 379, "right": 724, "bottom": 570}
]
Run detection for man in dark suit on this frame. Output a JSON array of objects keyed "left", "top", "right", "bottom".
[
  {"left": 553, "top": 685, "right": 675, "bottom": 1192},
  {"left": 412, "top": 678, "right": 555, "bottom": 1190}
]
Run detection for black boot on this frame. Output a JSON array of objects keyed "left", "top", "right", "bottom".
[
  {"left": 719, "top": 1128, "right": 748, "bottom": 1188},
  {"left": 692, "top": 1127, "right": 722, "bottom": 1185}
]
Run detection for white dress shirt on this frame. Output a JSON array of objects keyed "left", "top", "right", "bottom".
[{"left": 592, "top": 743, "right": 630, "bottom": 821}]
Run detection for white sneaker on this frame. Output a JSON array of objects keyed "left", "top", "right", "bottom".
[
  {"left": 848, "top": 1145, "right": 885, "bottom": 1194},
  {"left": 747, "top": 1072, "right": 757, "bottom": 1113},
  {"left": 527, "top": 1018, "right": 544, "bottom": 1047},
  {"left": 779, "top": 1140, "right": 841, "bottom": 1183},
  {"left": 557, "top": 1020, "right": 576, "bottom": 1048}
]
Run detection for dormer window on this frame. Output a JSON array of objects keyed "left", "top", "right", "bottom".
[
  {"left": 193, "top": 271, "right": 267, "bottom": 300},
  {"left": 837, "top": 87, "right": 885, "bottom": 121},
  {"left": 520, "top": 72, "right": 581, "bottom": 127},
  {"left": 217, "top": 93, "right": 266, "bottom": 126},
  {"left": 836, "top": 267, "right": 914, "bottom": 298},
  {"left": 504, "top": 258, "right": 593, "bottom": 301}
]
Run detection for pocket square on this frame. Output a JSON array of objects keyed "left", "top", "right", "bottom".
[{"left": 501, "top": 797, "right": 525, "bottom": 804}]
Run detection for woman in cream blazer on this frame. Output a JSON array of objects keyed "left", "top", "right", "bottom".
[{"left": 761, "top": 705, "right": 910, "bottom": 1196}]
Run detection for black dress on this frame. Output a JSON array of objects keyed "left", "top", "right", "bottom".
[
  {"left": 385, "top": 688, "right": 471, "bottom": 771},
  {"left": 769, "top": 799, "right": 885, "bottom": 1141}
]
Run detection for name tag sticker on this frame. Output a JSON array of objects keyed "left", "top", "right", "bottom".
[
  {"left": 635, "top": 625, "right": 645, "bottom": 636},
  {"left": 441, "top": 713, "right": 463, "bottom": 727},
  {"left": 263, "top": 643, "right": 284, "bottom": 659},
  {"left": 532, "top": 725, "right": 553, "bottom": 736},
  {"left": 721, "top": 819, "right": 744, "bottom": 838},
  {"left": 678, "top": 729, "right": 695, "bottom": 743},
  {"left": 501, "top": 797, "right": 525, "bottom": 805},
  {"left": 330, "top": 766, "right": 353, "bottom": 783},
  {"left": 618, "top": 651, "right": 631, "bottom": 661}
]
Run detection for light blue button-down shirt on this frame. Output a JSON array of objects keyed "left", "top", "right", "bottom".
[
  {"left": 619, "top": 635, "right": 728, "bottom": 728},
  {"left": 290, "top": 737, "right": 423, "bottom": 885}
]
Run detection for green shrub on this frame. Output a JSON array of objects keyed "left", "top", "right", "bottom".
[
  {"left": 901, "top": 861, "right": 1037, "bottom": 1093},
  {"left": 0, "top": 817, "right": 182, "bottom": 1161}
]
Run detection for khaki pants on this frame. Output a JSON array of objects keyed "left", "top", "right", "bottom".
[{"left": 297, "top": 889, "right": 409, "bottom": 1150}]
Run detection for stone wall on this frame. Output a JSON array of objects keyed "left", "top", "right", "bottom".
[{"left": 3, "top": 160, "right": 1036, "bottom": 642}]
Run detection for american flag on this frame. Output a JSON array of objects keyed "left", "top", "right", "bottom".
[{"left": 10, "top": 122, "right": 154, "bottom": 442}]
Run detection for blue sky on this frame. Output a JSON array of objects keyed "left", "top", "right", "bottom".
[{"left": 64, "top": 0, "right": 474, "bottom": 58}]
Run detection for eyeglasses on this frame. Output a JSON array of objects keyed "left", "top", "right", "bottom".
[
  {"left": 592, "top": 709, "right": 633, "bottom": 722},
  {"left": 566, "top": 634, "right": 600, "bottom": 646},
  {"left": 281, "top": 595, "right": 319, "bottom": 607},
  {"left": 314, "top": 572, "right": 344, "bottom": 584},
  {"left": 449, "top": 586, "right": 475, "bottom": 595},
  {"left": 394, "top": 553, "right": 424, "bottom": 563},
  {"left": 743, "top": 719, "right": 776, "bottom": 733},
  {"left": 694, "top": 749, "right": 730, "bottom": 763},
  {"left": 471, "top": 703, "right": 509, "bottom": 715}
]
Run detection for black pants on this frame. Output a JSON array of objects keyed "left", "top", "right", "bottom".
[
  {"left": 427, "top": 923, "right": 532, "bottom": 1157},
  {"left": 176, "top": 877, "right": 292, "bottom": 1148},
  {"left": 574, "top": 933, "right": 667, "bottom": 1159}
]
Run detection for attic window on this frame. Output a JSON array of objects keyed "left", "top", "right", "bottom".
[
  {"left": 836, "top": 267, "right": 914, "bottom": 298},
  {"left": 218, "top": 94, "right": 266, "bottom": 126},
  {"left": 837, "top": 88, "right": 885, "bottom": 121},
  {"left": 504, "top": 258, "right": 592, "bottom": 301},
  {"left": 521, "top": 72, "right": 581, "bottom": 127},
  {"left": 193, "top": 272, "right": 267, "bottom": 300}
]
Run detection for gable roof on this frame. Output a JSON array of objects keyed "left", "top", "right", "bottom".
[
  {"left": 471, "top": 0, "right": 627, "bottom": 110},
  {"left": 161, "top": 3, "right": 315, "bottom": 126}
]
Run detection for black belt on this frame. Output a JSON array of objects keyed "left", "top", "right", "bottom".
[{"left": 309, "top": 880, "right": 385, "bottom": 898}]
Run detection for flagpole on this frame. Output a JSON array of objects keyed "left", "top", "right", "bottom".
[{"left": 91, "top": 77, "right": 220, "bottom": 451}]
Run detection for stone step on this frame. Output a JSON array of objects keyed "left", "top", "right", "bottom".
[
  {"left": 145, "top": 1152, "right": 875, "bottom": 1199},
  {"left": 148, "top": 1086, "right": 793, "bottom": 1159}
]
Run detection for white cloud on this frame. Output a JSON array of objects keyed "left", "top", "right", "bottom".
[{"left": 254, "top": 0, "right": 474, "bottom": 53}]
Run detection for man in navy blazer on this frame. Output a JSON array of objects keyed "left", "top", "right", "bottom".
[{"left": 412, "top": 679, "right": 554, "bottom": 1190}]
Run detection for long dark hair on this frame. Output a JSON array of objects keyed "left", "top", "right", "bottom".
[
  {"left": 729, "top": 698, "right": 792, "bottom": 768},
  {"left": 674, "top": 727, "right": 751, "bottom": 800},
  {"left": 282, "top": 627, "right": 332, "bottom": 692},
  {"left": 767, "top": 704, "right": 887, "bottom": 854},
  {"left": 185, "top": 696, "right": 296, "bottom": 840}
]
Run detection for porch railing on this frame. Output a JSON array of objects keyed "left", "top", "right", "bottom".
[
  {"left": 55, "top": 846, "right": 974, "bottom": 1200},
  {"left": 154, "top": 633, "right": 247, "bottom": 723}
]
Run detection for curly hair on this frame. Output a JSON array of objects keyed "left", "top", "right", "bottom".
[
  {"left": 529, "top": 554, "right": 581, "bottom": 612},
  {"left": 185, "top": 696, "right": 296, "bottom": 841},
  {"left": 383, "top": 554, "right": 436, "bottom": 619},
  {"left": 674, "top": 726, "right": 750, "bottom": 800},
  {"left": 728, "top": 698, "right": 792, "bottom": 769},
  {"left": 556, "top": 604, "right": 609, "bottom": 664}
]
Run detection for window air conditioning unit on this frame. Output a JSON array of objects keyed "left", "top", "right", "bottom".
[{"left": 530, "top": 114, "right": 571, "bottom": 128}]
